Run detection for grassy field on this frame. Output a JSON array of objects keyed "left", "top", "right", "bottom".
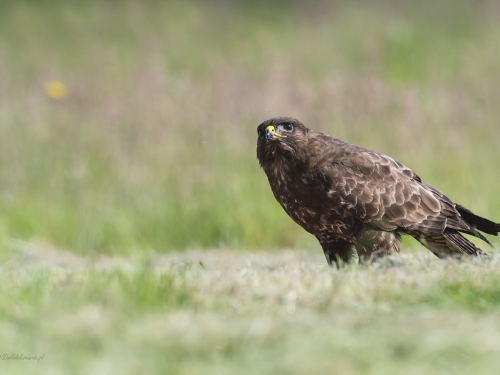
[
  {"left": 2, "top": 246, "right": 500, "bottom": 374},
  {"left": 2, "top": 0, "right": 500, "bottom": 374}
]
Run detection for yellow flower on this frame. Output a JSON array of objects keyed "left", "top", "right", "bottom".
[{"left": 45, "top": 80, "right": 68, "bottom": 100}]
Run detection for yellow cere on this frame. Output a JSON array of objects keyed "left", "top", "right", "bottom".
[
  {"left": 266, "top": 125, "right": 287, "bottom": 138},
  {"left": 45, "top": 80, "right": 68, "bottom": 100}
]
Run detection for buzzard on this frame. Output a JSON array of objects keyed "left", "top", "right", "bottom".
[{"left": 256, "top": 117, "right": 500, "bottom": 266}]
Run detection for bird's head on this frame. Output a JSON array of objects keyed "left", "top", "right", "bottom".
[{"left": 256, "top": 117, "right": 309, "bottom": 168}]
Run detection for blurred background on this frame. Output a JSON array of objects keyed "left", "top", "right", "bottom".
[{"left": 1, "top": 0, "right": 499, "bottom": 256}]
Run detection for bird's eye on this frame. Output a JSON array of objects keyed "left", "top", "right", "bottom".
[
  {"left": 257, "top": 128, "right": 264, "bottom": 138},
  {"left": 283, "top": 123, "right": 293, "bottom": 131}
]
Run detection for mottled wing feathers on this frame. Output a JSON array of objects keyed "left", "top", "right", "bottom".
[{"left": 312, "top": 137, "right": 482, "bottom": 240}]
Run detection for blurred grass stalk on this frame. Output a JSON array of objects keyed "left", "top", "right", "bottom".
[{"left": 0, "top": 0, "right": 499, "bottom": 254}]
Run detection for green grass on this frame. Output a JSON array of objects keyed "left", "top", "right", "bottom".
[
  {"left": 1, "top": 0, "right": 500, "bottom": 254},
  {"left": 2, "top": 246, "right": 500, "bottom": 374}
]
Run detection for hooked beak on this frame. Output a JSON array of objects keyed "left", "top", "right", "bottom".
[{"left": 266, "top": 125, "right": 287, "bottom": 141}]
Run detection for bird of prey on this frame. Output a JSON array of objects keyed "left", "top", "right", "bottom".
[{"left": 256, "top": 117, "right": 499, "bottom": 266}]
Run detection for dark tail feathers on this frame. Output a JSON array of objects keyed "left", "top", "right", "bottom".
[{"left": 456, "top": 204, "right": 500, "bottom": 236}]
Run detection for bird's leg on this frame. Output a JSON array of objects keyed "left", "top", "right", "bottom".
[
  {"left": 320, "top": 239, "right": 359, "bottom": 267},
  {"left": 355, "top": 231, "right": 401, "bottom": 263},
  {"left": 344, "top": 245, "right": 359, "bottom": 264}
]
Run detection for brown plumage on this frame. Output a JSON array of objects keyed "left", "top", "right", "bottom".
[{"left": 256, "top": 117, "right": 499, "bottom": 266}]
